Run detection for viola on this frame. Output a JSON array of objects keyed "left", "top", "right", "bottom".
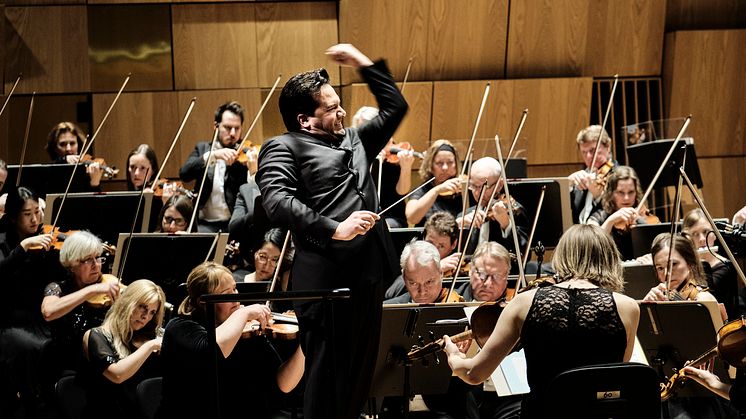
[
  {"left": 383, "top": 141, "right": 424, "bottom": 164},
  {"left": 80, "top": 154, "right": 119, "bottom": 179},
  {"left": 151, "top": 178, "right": 195, "bottom": 199},
  {"left": 86, "top": 273, "right": 125, "bottom": 308},
  {"left": 660, "top": 317, "right": 746, "bottom": 400}
]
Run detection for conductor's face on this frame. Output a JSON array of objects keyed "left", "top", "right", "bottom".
[{"left": 302, "top": 84, "right": 347, "bottom": 138}]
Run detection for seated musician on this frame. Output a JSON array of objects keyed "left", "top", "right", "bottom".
[
  {"left": 406, "top": 139, "right": 464, "bottom": 226},
  {"left": 683, "top": 366, "right": 746, "bottom": 414},
  {"left": 384, "top": 240, "right": 463, "bottom": 304},
  {"left": 587, "top": 165, "right": 649, "bottom": 260},
  {"left": 384, "top": 211, "right": 462, "bottom": 299},
  {"left": 444, "top": 224, "right": 640, "bottom": 419},
  {"left": 158, "top": 262, "right": 304, "bottom": 418},
  {"left": 567, "top": 125, "right": 616, "bottom": 224},
  {"left": 243, "top": 228, "right": 292, "bottom": 285},
  {"left": 79, "top": 279, "right": 165, "bottom": 419},
  {"left": 125, "top": 144, "right": 159, "bottom": 192},
  {"left": 156, "top": 195, "right": 193, "bottom": 233},
  {"left": 42, "top": 231, "right": 119, "bottom": 375},
  {"left": 458, "top": 241, "right": 511, "bottom": 303},
  {"left": 45, "top": 122, "right": 102, "bottom": 190},
  {"left": 458, "top": 157, "right": 529, "bottom": 266},
  {"left": 353, "top": 106, "right": 414, "bottom": 228}
]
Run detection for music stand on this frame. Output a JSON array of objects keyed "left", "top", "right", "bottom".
[
  {"left": 112, "top": 232, "right": 228, "bottom": 305},
  {"left": 627, "top": 138, "right": 703, "bottom": 189},
  {"left": 505, "top": 158, "right": 527, "bottom": 179},
  {"left": 388, "top": 227, "right": 424, "bottom": 258},
  {"left": 630, "top": 222, "right": 678, "bottom": 258},
  {"left": 636, "top": 301, "right": 727, "bottom": 398},
  {"left": 505, "top": 178, "right": 572, "bottom": 248},
  {"left": 44, "top": 191, "right": 154, "bottom": 246},
  {"left": 621, "top": 262, "right": 658, "bottom": 300},
  {"left": 5, "top": 164, "right": 92, "bottom": 198},
  {"left": 236, "top": 281, "right": 271, "bottom": 293},
  {"left": 369, "top": 303, "right": 480, "bottom": 416}
]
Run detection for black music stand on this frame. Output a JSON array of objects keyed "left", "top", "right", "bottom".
[
  {"left": 388, "top": 227, "right": 424, "bottom": 258},
  {"left": 505, "top": 158, "right": 527, "bottom": 179},
  {"left": 112, "top": 232, "right": 228, "bottom": 305},
  {"left": 44, "top": 191, "right": 155, "bottom": 246},
  {"left": 4, "top": 164, "right": 92, "bottom": 198},
  {"left": 369, "top": 303, "right": 476, "bottom": 417},
  {"left": 201, "top": 288, "right": 351, "bottom": 419},
  {"left": 627, "top": 138, "right": 703, "bottom": 189},
  {"left": 636, "top": 301, "right": 728, "bottom": 398},
  {"left": 505, "top": 178, "right": 572, "bottom": 248},
  {"left": 621, "top": 262, "right": 658, "bottom": 300},
  {"left": 630, "top": 222, "right": 678, "bottom": 258}
]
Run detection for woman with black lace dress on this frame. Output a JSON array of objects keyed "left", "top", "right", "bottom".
[{"left": 443, "top": 224, "right": 640, "bottom": 419}]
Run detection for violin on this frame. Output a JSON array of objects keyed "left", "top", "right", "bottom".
[
  {"left": 29, "top": 225, "right": 116, "bottom": 254},
  {"left": 86, "top": 273, "right": 125, "bottom": 308},
  {"left": 660, "top": 317, "right": 746, "bottom": 400},
  {"left": 594, "top": 160, "right": 614, "bottom": 190},
  {"left": 437, "top": 287, "right": 465, "bottom": 303},
  {"left": 236, "top": 142, "right": 260, "bottom": 165},
  {"left": 383, "top": 141, "right": 424, "bottom": 164},
  {"left": 438, "top": 174, "right": 469, "bottom": 197},
  {"left": 613, "top": 205, "right": 660, "bottom": 232},
  {"left": 242, "top": 311, "right": 299, "bottom": 340},
  {"left": 151, "top": 178, "right": 195, "bottom": 199},
  {"left": 488, "top": 194, "right": 523, "bottom": 219},
  {"left": 80, "top": 154, "right": 119, "bottom": 179}
]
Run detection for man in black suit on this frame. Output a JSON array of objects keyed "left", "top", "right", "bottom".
[
  {"left": 256, "top": 44, "right": 407, "bottom": 419},
  {"left": 568, "top": 125, "right": 616, "bottom": 224},
  {"left": 179, "top": 101, "right": 249, "bottom": 232}
]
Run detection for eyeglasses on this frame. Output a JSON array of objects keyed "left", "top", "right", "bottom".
[
  {"left": 468, "top": 181, "right": 497, "bottom": 193},
  {"left": 471, "top": 266, "right": 506, "bottom": 284},
  {"left": 163, "top": 216, "right": 187, "bottom": 227},
  {"left": 80, "top": 256, "right": 105, "bottom": 267},
  {"left": 256, "top": 252, "right": 279, "bottom": 266}
]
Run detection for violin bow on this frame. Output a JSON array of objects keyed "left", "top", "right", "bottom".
[
  {"left": 203, "top": 233, "right": 221, "bottom": 263},
  {"left": 187, "top": 127, "right": 219, "bottom": 233},
  {"left": 522, "top": 185, "right": 546, "bottom": 270},
  {"left": 481, "top": 112, "right": 526, "bottom": 215},
  {"left": 664, "top": 146, "right": 686, "bottom": 299},
  {"left": 399, "top": 57, "right": 414, "bottom": 94},
  {"left": 150, "top": 97, "right": 197, "bottom": 187},
  {"left": 495, "top": 134, "right": 527, "bottom": 290},
  {"left": 16, "top": 92, "right": 34, "bottom": 187},
  {"left": 117, "top": 168, "right": 151, "bottom": 283},
  {"left": 462, "top": 82, "right": 490, "bottom": 177},
  {"left": 457, "top": 153, "right": 475, "bottom": 253},
  {"left": 588, "top": 74, "right": 619, "bottom": 173},
  {"left": 266, "top": 230, "right": 292, "bottom": 307},
  {"left": 0, "top": 73, "right": 22, "bottom": 119},
  {"left": 52, "top": 75, "right": 131, "bottom": 229},
  {"left": 236, "top": 75, "right": 281, "bottom": 153}
]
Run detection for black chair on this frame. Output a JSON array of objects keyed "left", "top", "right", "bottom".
[
  {"left": 136, "top": 377, "right": 163, "bottom": 419},
  {"left": 543, "top": 362, "right": 660, "bottom": 419},
  {"left": 55, "top": 374, "right": 86, "bottom": 419}
]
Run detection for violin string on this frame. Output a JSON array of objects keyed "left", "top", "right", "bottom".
[
  {"left": 0, "top": 73, "right": 21, "bottom": 119},
  {"left": 151, "top": 97, "right": 197, "bottom": 187},
  {"left": 16, "top": 92, "right": 34, "bottom": 187}
]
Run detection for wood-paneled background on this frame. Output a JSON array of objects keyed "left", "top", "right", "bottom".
[{"left": 1, "top": 0, "right": 744, "bottom": 219}]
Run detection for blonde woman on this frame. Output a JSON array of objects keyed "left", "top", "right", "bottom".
[{"left": 79, "top": 279, "right": 166, "bottom": 419}]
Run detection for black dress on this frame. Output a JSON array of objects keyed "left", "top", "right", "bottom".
[{"left": 520, "top": 285, "right": 627, "bottom": 419}]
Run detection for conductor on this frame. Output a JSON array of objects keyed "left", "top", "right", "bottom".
[{"left": 256, "top": 44, "right": 408, "bottom": 419}]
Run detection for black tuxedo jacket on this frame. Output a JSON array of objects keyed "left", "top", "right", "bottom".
[{"left": 179, "top": 142, "right": 248, "bottom": 211}]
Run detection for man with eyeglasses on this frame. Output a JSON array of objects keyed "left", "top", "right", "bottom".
[
  {"left": 257, "top": 44, "right": 407, "bottom": 419},
  {"left": 458, "top": 157, "right": 528, "bottom": 268}
]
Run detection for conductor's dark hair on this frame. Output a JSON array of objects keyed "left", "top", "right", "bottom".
[
  {"left": 279, "top": 68, "right": 330, "bottom": 131},
  {"left": 214, "top": 101, "right": 245, "bottom": 125}
]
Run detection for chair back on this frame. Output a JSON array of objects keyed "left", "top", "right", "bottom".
[
  {"left": 136, "top": 376, "right": 163, "bottom": 419},
  {"left": 55, "top": 374, "right": 86, "bottom": 419}
]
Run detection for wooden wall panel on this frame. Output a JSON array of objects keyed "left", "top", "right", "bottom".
[
  {"left": 338, "top": 0, "right": 429, "bottom": 84},
  {"left": 255, "top": 2, "right": 339, "bottom": 88},
  {"left": 341, "top": 81, "right": 433, "bottom": 153},
  {"left": 664, "top": 30, "right": 746, "bottom": 157},
  {"left": 426, "top": 0, "right": 508, "bottom": 80},
  {"left": 172, "top": 4, "right": 259, "bottom": 90},
  {"left": 666, "top": 0, "right": 746, "bottom": 31},
  {"left": 4, "top": 6, "right": 90, "bottom": 94},
  {"left": 431, "top": 78, "right": 592, "bottom": 165},
  {"left": 528, "top": 163, "right": 584, "bottom": 179},
  {"left": 695, "top": 157, "right": 746, "bottom": 220}
]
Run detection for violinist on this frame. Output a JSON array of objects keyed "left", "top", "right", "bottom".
[
  {"left": 443, "top": 225, "right": 640, "bottom": 419},
  {"left": 587, "top": 165, "right": 648, "bottom": 260},
  {"left": 682, "top": 367, "right": 746, "bottom": 414},
  {"left": 244, "top": 228, "right": 292, "bottom": 287},
  {"left": 125, "top": 144, "right": 159, "bottom": 192},
  {"left": 156, "top": 195, "right": 193, "bottom": 233},
  {"left": 568, "top": 125, "right": 616, "bottom": 224},
  {"left": 384, "top": 240, "right": 463, "bottom": 304},
  {"left": 45, "top": 122, "right": 103, "bottom": 190},
  {"left": 158, "top": 262, "right": 304, "bottom": 418},
  {"left": 459, "top": 157, "right": 529, "bottom": 265},
  {"left": 179, "top": 101, "right": 249, "bottom": 233},
  {"left": 405, "top": 139, "right": 464, "bottom": 226},
  {"left": 353, "top": 106, "right": 414, "bottom": 228},
  {"left": 41, "top": 231, "right": 118, "bottom": 375},
  {"left": 0, "top": 186, "right": 66, "bottom": 416},
  {"left": 642, "top": 232, "right": 717, "bottom": 304},
  {"left": 79, "top": 279, "right": 165, "bottom": 419}
]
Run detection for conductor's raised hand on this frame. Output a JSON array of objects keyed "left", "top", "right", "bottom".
[
  {"left": 333, "top": 210, "right": 379, "bottom": 241},
  {"left": 325, "top": 44, "right": 374, "bottom": 69}
]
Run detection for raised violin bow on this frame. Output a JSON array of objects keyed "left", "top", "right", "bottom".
[
  {"left": 663, "top": 145, "right": 687, "bottom": 299},
  {"left": 399, "top": 56, "right": 414, "bottom": 94},
  {"left": 117, "top": 168, "right": 151, "bottom": 283},
  {"left": 588, "top": 74, "right": 619, "bottom": 172},
  {"left": 187, "top": 127, "right": 219, "bottom": 233},
  {"left": 266, "top": 230, "right": 292, "bottom": 306},
  {"left": 0, "top": 73, "right": 22, "bottom": 119},
  {"left": 522, "top": 185, "right": 546, "bottom": 270},
  {"left": 203, "top": 233, "right": 221, "bottom": 263},
  {"left": 16, "top": 92, "right": 34, "bottom": 187},
  {"left": 495, "top": 134, "right": 527, "bottom": 290},
  {"left": 150, "top": 97, "right": 197, "bottom": 187},
  {"left": 236, "top": 75, "right": 281, "bottom": 156},
  {"left": 462, "top": 82, "right": 491, "bottom": 177}
]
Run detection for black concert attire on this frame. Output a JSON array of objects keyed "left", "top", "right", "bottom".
[
  {"left": 370, "top": 160, "right": 407, "bottom": 228},
  {"left": 569, "top": 161, "right": 617, "bottom": 224},
  {"left": 50, "top": 158, "right": 102, "bottom": 193},
  {"left": 384, "top": 274, "right": 406, "bottom": 300},
  {"left": 463, "top": 202, "right": 529, "bottom": 270},
  {"left": 409, "top": 181, "right": 463, "bottom": 227},
  {"left": 158, "top": 314, "right": 286, "bottom": 419},
  {"left": 587, "top": 209, "right": 647, "bottom": 261},
  {"left": 520, "top": 285, "right": 627, "bottom": 419},
  {"left": 179, "top": 141, "right": 248, "bottom": 232},
  {"left": 79, "top": 327, "right": 161, "bottom": 419},
  {"left": 257, "top": 60, "right": 407, "bottom": 419},
  {"left": 703, "top": 261, "right": 738, "bottom": 320},
  {"left": 0, "top": 228, "right": 66, "bottom": 414}
]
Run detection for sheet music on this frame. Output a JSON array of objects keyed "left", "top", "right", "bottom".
[{"left": 490, "top": 349, "right": 530, "bottom": 396}]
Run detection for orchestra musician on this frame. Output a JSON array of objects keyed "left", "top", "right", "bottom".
[
  {"left": 353, "top": 106, "right": 414, "bottom": 228},
  {"left": 568, "top": 125, "right": 616, "bottom": 224},
  {"left": 0, "top": 158, "right": 7, "bottom": 194},
  {"left": 256, "top": 43, "right": 406, "bottom": 419},
  {"left": 243, "top": 227, "right": 291, "bottom": 284},
  {"left": 682, "top": 367, "right": 746, "bottom": 414},
  {"left": 384, "top": 240, "right": 463, "bottom": 304},
  {"left": 443, "top": 224, "right": 640, "bottom": 419},
  {"left": 125, "top": 144, "right": 159, "bottom": 192},
  {"left": 79, "top": 279, "right": 165, "bottom": 419},
  {"left": 158, "top": 262, "right": 304, "bottom": 418},
  {"left": 156, "top": 195, "right": 193, "bottom": 233},
  {"left": 406, "top": 139, "right": 464, "bottom": 226},
  {"left": 179, "top": 102, "right": 249, "bottom": 233},
  {"left": 45, "top": 122, "right": 103, "bottom": 190}
]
